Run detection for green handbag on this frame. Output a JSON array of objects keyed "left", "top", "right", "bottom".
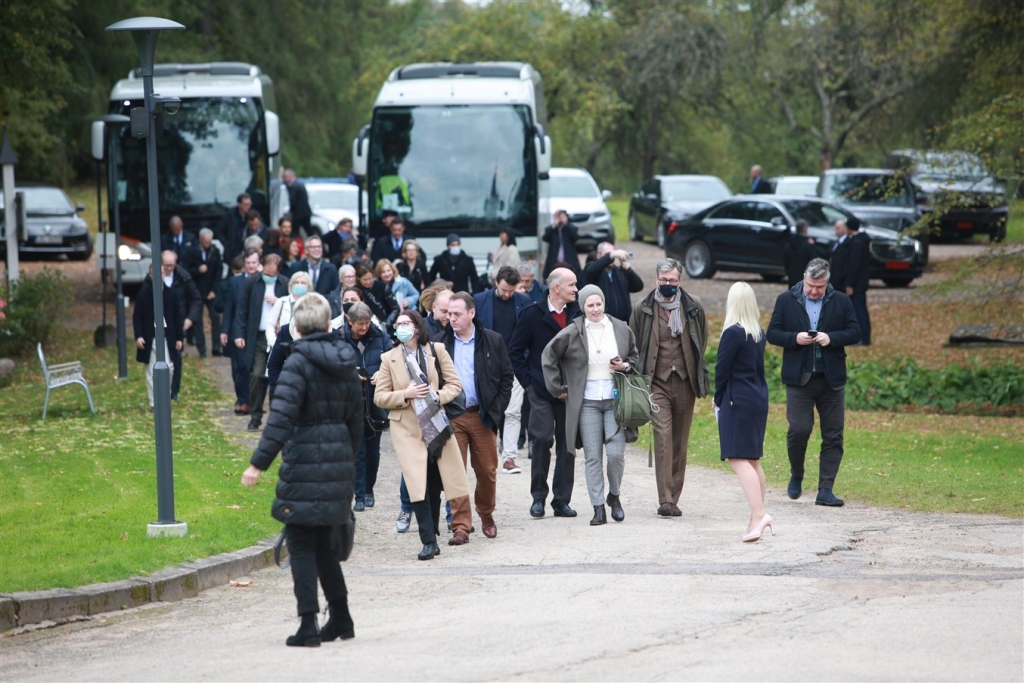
[{"left": 613, "top": 371, "right": 655, "bottom": 430}]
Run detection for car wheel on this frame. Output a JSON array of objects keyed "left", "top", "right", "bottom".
[
  {"left": 628, "top": 213, "right": 639, "bottom": 242},
  {"left": 882, "top": 277, "right": 913, "bottom": 288},
  {"left": 683, "top": 241, "right": 716, "bottom": 279}
]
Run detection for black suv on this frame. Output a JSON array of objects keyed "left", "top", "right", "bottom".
[{"left": 887, "top": 150, "right": 1008, "bottom": 242}]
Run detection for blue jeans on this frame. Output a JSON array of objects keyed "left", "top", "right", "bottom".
[
  {"left": 399, "top": 475, "right": 450, "bottom": 523},
  {"left": 355, "top": 431, "right": 382, "bottom": 502}
]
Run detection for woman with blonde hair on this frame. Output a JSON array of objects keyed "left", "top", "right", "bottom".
[
  {"left": 267, "top": 271, "right": 312, "bottom": 350},
  {"left": 714, "top": 281, "right": 772, "bottom": 542}
]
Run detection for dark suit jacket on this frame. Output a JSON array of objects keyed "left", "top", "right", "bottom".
[
  {"left": 161, "top": 231, "right": 197, "bottom": 262},
  {"left": 784, "top": 234, "right": 818, "bottom": 288},
  {"left": 429, "top": 251, "right": 481, "bottom": 294},
  {"left": 182, "top": 242, "right": 223, "bottom": 297},
  {"left": 751, "top": 176, "right": 773, "bottom": 194},
  {"left": 582, "top": 254, "right": 644, "bottom": 322},
  {"left": 286, "top": 180, "right": 312, "bottom": 230},
  {"left": 289, "top": 259, "right": 340, "bottom": 297},
  {"left": 829, "top": 237, "right": 853, "bottom": 291},
  {"left": 766, "top": 284, "right": 861, "bottom": 389},
  {"left": 233, "top": 273, "right": 290, "bottom": 370},
  {"left": 218, "top": 272, "right": 251, "bottom": 337},
  {"left": 845, "top": 231, "right": 871, "bottom": 294},
  {"left": 168, "top": 265, "right": 204, "bottom": 326},
  {"left": 218, "top": 208, "right": 248, "bottom": 260},
  {"left": 508, "top": 299, "right": 582, "bottom": 403},
  {"left": 132, "top": 277, "right": 184, "bottom": 365},
  {"left": 542, "top": 222, "right": 580, "bottom": 279},
  {"left": 473, "top": 289, "right": 531, "bottom": 335},
  {"left": 370, "top": 235, "right": 408, "bottom": 265}
]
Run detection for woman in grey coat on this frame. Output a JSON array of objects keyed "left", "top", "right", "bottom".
[{"left": 542, "top": 284, "right": 640, "bottom": 525}]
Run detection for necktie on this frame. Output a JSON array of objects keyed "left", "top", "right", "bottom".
[
  {"left": 394, "top": 238, "right": 400, "bottom": 252},
  {"left": 556, "top": 227, "right": 565, "bottom": 262},
  {"left": 311, "top": 265, "right": 319, "bottom": 289}
]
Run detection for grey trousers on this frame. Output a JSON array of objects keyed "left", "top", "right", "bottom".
[{"left": 579, "top": 398, "right": 626, "bottom": 507}]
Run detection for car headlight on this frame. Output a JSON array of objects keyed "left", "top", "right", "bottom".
[
  {"left": 592, "top": 210, "right": 608, "bottom": 219},
  {"left": 118, "top": 243, "right": 144, "bottom": 261}
]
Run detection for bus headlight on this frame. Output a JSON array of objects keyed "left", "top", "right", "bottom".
[{"left": 118, "top": 244, "right": 143, "bottom": 261}]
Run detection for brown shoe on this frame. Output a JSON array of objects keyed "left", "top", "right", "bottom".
[
  {"left": 670, "top": 503, "right": 682, "bottom": 517},
  {"left": 235, "top": 404, "right": 251, "bottom": 415},
  {"left": 501, "top": 459, "right": 521, "bottom": 474},
  {"left": 448, "top": 530, "right": 470, "bottom": 546},
  {"left": 481, "top": 516, "right": 497, "bottom": 539},
  {"left": 657, "top": 503, "right": 673, "bottom": 517}
]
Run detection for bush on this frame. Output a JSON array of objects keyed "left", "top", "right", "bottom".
[{"left": 0, "top": 269, "right": 74, "bottom": 357}]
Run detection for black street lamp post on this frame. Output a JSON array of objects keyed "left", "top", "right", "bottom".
[{"left": 106, "top": 16, "right": 187, "bottom": 538}]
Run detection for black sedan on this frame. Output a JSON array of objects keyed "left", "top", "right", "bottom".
[
  {"left": 664, "top": 195, "right": 926, "bottom": 287},
  {"left": 0, "top": 184, "right": 93, "bottom": 260},
  {"left": 628, "top": 174, "right": 733, "bottom": 247}
]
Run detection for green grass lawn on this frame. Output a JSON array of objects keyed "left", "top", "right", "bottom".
[
  {"left": 633, "top": 403, "right": 1023, "bottom": 517},
  {"left": 1004, "top": 198, "right": 1023, "bottom": 243},
  {"left": 0, "top": 329, "right": 278, "bottom": 593},
  {"left": 608, "top": 198, "right": 631, "bottom": 243}
]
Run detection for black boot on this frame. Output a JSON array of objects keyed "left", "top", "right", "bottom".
[
  {"left": 418, "top": 542, "right": 440, "bottom": 560},
  {"left": 286, "top": 613, "right": 321, "bottom": 647},
  {"left": 590, "top": 505, "right": 607, "bottom": 526},
  {"left": 320, "top": 600, "right": 355, "bottom": 642},
  {"left": 606, "top": 493, "right": 625, "bottom": 522}
]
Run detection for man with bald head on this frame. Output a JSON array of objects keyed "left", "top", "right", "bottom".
[
  {"left": 508, "top": 267, "right": 581, "bottom": 518},
  {"left": 750, "top": 165, "right": 772, "bottom": 194}
]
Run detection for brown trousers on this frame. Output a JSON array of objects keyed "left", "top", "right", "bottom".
[
  {"left": 450, "top": 408, "right": 499, "bottom": 524},
  {"left": 650, "top": 372, "right": 697, "bottom": 505}
]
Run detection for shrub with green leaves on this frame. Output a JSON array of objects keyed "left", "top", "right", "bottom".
[{"left": 0, "top": 268, "right": 74, "bottom": 358}]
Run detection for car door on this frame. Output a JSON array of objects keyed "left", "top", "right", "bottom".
[
  {"left": 634, "top": 178, "right": 659, "bottom": 239},
  {"left": 701, "top": 200, "right": 756, "bottom": 265},
  {"left": 748, "top": 200, "right": 790, "bottom": 270}
]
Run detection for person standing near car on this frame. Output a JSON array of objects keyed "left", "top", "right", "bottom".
[
  {"left": 749, "top": 165, "right": 773, "bottom": 194},
  {"left": 784, "top": 220, "right": 818, "bottom": 288},
  {"left": 542, "top": 210, "right": 580, "bottom": 279},
  {"left": 829, "top": 219, "right": 851, "bottom": 292},
  {"left": 842, "top": 217, "right": 872, "bottom": 346},
  {"left": 766, "top": 258, "right": 861, "bottom": 507},
  {"left": 283, "top": 169, "right": 313, "bottom": 237},
  {"left": 628, "top": 259, "right": 710, "bottom": 518}
]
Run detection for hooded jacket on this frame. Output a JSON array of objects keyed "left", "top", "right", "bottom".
[{"left": 250, "top": 332, "right": 363, "bottom": 527}]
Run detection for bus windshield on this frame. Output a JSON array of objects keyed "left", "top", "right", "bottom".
[
  {"left": 369, "top": 105, "right": 537, "bottom": 234},
  {"left": 115, "top": 97, "right": 265, "bottom": 213}
]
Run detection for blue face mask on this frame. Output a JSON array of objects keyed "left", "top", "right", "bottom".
[
  {"left": 449, "top": 246, "right": 461, "bottom": 257},
  {"left": 395, "top": 327, "right": 415, "bottom": 343},
  {"left": 658, "top": 284, "right": 678, "bottom": 298},
  {"left": 262, "top": 274, "right": 276, "bottom": 286},
  {"left": 292, "top": 284, "right": 308, "bottom": 297}
]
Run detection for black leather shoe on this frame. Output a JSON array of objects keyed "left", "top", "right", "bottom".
[
  {"left": 353, "top": 500, "right": 365, "bottom": 512},
  {"left": 788, "top": 476, "right": 803, "bottom": 500},
  {"left": 286, "top": 614, "right": 321, "bottom": 647},
  {"left": 606, "top": 493, "right": 625, "bottom": 522},
  {"left": 417, "top": 543, "right": 440, "bottom": 560},
  {"left": 590, "top": 505, "right": 607, "bottom": 526},
  {"left": 815, "top": 488, "right": 845, "bottom": 507},
  {"left": 246, "top": 418, "right": 261, "bottom": 431},
  {"left": 530, "top": 500, "right": 545, "bottom": 518},
  {"left": 552, "top": 502, "right": 577, "bottom": 517}
]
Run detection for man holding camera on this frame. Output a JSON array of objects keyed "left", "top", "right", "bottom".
[
  {"left": 766, "top": 258, "right": 861, "bottom": 507},
  {"left": 583, "top": 242, "right": 644, "bottom": 323}
]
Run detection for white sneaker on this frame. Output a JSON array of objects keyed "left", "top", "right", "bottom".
[
  {"left": 396, "top": 511, "right": 412, "bottom": 533},
  {"left": 502, "top": 459, "right": 522, "bottom": 474}
]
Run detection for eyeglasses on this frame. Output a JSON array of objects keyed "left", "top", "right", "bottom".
[
  {"left": 395, "top": 321, "right": 414, "bottom": 328},
  {"left": 656, "top": 278, "right": 679, "bottom": 285},
  {"left": 307, "top": 244, "right": 322, "bottom": 250}
]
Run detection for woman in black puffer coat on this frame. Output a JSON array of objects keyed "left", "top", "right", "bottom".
[{"left": 242, "top": 292, "right": 363, "bottom": 648}]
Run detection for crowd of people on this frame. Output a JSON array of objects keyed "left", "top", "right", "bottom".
[{"left": 134, "top": 174, "right": 864, "bottom": 647}]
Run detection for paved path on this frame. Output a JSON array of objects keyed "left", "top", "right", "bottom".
[{"left": 2, "top": 420, "right": 1021, "bottom": 681}]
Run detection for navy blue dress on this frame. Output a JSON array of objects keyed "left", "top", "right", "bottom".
[{"left": 715, "top": 324, "right": 769, "bottom": 460}]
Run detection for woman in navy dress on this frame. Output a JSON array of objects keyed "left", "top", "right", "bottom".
[{"left": 714, "top": 282, "right": 772, "bottom": 542}]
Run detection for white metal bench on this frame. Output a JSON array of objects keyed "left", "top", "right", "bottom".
[{"left": 37, "top": 343, "right": 96, "bottom": 420}]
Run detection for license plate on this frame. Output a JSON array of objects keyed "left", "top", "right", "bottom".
[
  {"left": 885, "top": 261, "right": 911, "bottom": 270},
  {"left": 956, "top": 221, "right": 973, "bottom": 230},
  {"left": 35, "top": 235, "right": 63, "bottom": 244}
]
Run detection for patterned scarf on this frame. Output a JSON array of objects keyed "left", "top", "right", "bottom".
[
  {"left": 403, "top": 346, "right": 453, "bottom": 462},
  {"left": 653, "top": 289, "right": 684, "bottom": 337}
]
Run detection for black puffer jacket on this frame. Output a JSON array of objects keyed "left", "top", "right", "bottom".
[{"left": 250, "top": 331, "right": 363, "bottom": 526}]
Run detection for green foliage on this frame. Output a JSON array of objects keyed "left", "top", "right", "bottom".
[{"left": 0, "top": 268, "right": 74, "bottom": 357}]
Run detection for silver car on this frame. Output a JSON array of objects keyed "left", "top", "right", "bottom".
[{"left": 546, "top": 167, "right": 614, "bottom": 251}]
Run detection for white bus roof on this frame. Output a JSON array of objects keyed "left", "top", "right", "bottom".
[
  {"left": 375, "top": 62, "right": 540, "bottom": 111},
  {"left": 110, "top": 62, "right": 267, "bottom": 100}
]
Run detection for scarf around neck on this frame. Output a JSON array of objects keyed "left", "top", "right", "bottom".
[
  {"left": 653, "top": 289, "right": 684, "bottom": 338},
  {"left": 403, "top": 345, "right": 453, "bottom": 461}
]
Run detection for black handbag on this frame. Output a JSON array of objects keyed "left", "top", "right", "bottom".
[{"left": 433, "top": 343, "right": 467, "bottom": 420}]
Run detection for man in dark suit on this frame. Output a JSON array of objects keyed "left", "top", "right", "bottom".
[
  {"left": 784, "top": 220, "right": 819, "bottom": 288},
  {"left": 429, "top": 233, "right": 482, "bottom": 294},
  {"left": 182, "top": 228, "right": 223, "bottom": 358},
  {"left": 289, "top": 235, "right": 340, "bottom": 300},
  {"left": 749, "top": 165, "right": 773, "bottom": 194},
  {"left": 160, "top": 216, "right": 196, "bottom": 262},
  {"left": 133, "top": 269, "right": 184, "bottom": 410},
  {"left": 233, "top": 253, "right": 289, "bottom": 431},
  {"left": 475, "top": 266, "right": 531, "bottom": 475},
  {"left": 159, "top": 250, "right": 203, "bottom": 401},
  {"left": 582, "top": 242, "right": 644, "bottom": 322},
  {"left": 842, "top": 217, "right": 871, "bottom": 345},
  {"left": 542, "top": 210, "right": 580, "bottom": 279},
  {"left": 370, "top": 218, "right": 411, "bottom": 265},
  {"left": 766, "top": 257, "right": 861, "bottom": 507},
  {"left": 219, "top": 249, "right": 260, "bottom": 414},
  {"left": 282, "top": 169, "right": 313, "bottom": 236},
  {"left": 218, "top": 193, "right": 252, "bottom": 261},
  {"left": 829, "top": 219, "right": 852, "bottom": 292},
  {"left": 508, "top": 267, "right": 581, "bottom": 518}
]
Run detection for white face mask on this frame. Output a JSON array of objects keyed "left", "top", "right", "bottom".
[{"left": 449, "top": 246, "right": 461, "bottom": 257}]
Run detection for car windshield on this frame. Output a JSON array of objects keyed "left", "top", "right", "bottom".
[
  {"left": 0, "top": 188, "right": 75, "bottom": 215},
  {"left": 822, "top": 174, "right": 911, "bottom": 206},
  {"left": 913, "top": 153, "right": 988, "bottom": 180},
  {"left": 780, "top": 200, "right": 850, "bottom": 228},
  {"left": 662, "top": 179, "right": 731, "bottom": 202},
  {"left": 550, "top": 175, "right": 599, "bottom": 199},
  {"left": 775, "top": 178, "right": 818, "bottom": 196},
  {"left": 308, "top": 186, "right": 358, "bottom": 212}
]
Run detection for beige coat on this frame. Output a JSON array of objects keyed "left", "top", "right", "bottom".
[{"left": 374, "top": 342, "right": 470, "bottom": 503}]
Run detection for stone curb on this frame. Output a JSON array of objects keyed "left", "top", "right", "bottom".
[{"left": 1, "top": 538, "right": 279, "bottom": 632}]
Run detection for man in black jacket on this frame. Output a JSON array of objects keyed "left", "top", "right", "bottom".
[
  {"left": 289, "top": 235, "right": 340, "bottom": 299},
  {"left": 828, "top": 219, "right": 852, "bottom": 292},
  {"left": 133, "top": 271, "right": 184, "bottom": 410},
  {"left": 233, "top": 253, "right": 290, "bottom": 431},
  {"left": 439, "top": 292, "right": 514, "bottom": 542},
  {"left": 508, "top": 267, "right": 581, "bottom": 518},
  {"left": 369, "top": 218, "right": 411, "bottom": 265},
  {"left": 159, "top": 250, "right": 203, "bottom": 401},
  {"left": 219, "top": 250, "right": 259, "bottom": 414},
  {"left": 218, "top": 193, "right": 251, "bottom": 261},
  {"left": 183, "top": 228, "right": 223, "bottom": 358},
  {"left": 160, "top": 216, "right": 196, "bottom": 262},
  {"left": 842, "top": 217, "right": 872, "bottom": 346},
  {"left": 582, "top": 242, "right": 644, "bottom": 322},
  {"left": 282, "top": 169, "right": 313, "bottom": 236},
  {"left": 766, "top": 257, "right": 861, "bottom": 507},
  {"left": 542, "top": 210, "right": 580, "bottom": 279},
  {"left": 429, "top": 233, "right": 481, "bottom": 294},
  {"left": 783, "top": 220, "right": 818, "bottom": 288}
]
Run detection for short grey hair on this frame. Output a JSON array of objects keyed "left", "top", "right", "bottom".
[
  {"left": 805, "top": 258, "right": 830, "bottom": 281},
  {"left": 339, "top": 264, "right": 355, "bottom": 278},
  {"left": 288, "top": 271, "right": 311, "bottom": 289},
  {"left": 292, "top": 292, "right": 331, "bottom": 336},
  {"left": 345, "top": 301, "right": 372, "bottom": 322},
  {"left": 655, "top": 258, "right": 682, "bottom": 276},
  {"left": 517, "top": 263, "right": 535, "bottom": 277},
  {"left": 198, "top": 227, "right": 214, "bottom": 240},
  {"left": 244, "top": 235, "right": 263, "bottom": 251}
]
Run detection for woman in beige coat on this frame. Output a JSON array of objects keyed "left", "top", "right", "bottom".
[{"left": 374, "top": 310, "right": 471, "bottom": 560}]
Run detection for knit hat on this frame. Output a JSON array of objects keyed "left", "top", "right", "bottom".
[
  {"left": 446, "top": 233, "right": 460, "bottom": 246},
  {"left": 578, "top": 284, "right": 605, "bottom": 306}
]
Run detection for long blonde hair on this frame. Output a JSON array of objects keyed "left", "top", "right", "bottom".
[{"left": 722, "top": 282, "right": 762, "bottom": 342}]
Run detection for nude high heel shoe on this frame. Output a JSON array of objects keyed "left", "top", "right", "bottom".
[{"left": 741, "top": 513, "right": 775, "bottom": 543}]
